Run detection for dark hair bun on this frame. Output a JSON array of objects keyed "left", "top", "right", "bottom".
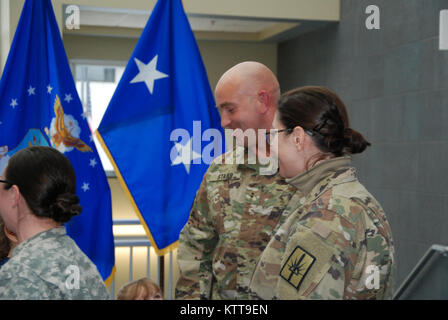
[
  {"left": 278, "top": 86, "right": 372, "bottom": 158},
  {"left": 6, "top": 147, "right": 82, "bottom": 224},
  {"left": 324, "top": 134, "right": 346, "bottom": 156},
  {"left": 48, "top": 193, "right": 82, "bottom": 224},
  {"left": 343, "top": 128, "right": 371, "bottom": 154}
]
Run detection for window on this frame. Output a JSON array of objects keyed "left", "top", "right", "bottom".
[{"left": 72, "top": 60, "right": 126, "bottom": 174}]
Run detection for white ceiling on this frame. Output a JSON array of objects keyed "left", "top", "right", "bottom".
[
  {"left": 190, "top": 17, "right": 280, "bottom": 33},
  {"left": 77, "top": 5, "right": 289, "bottom": 33},
  {"left": 69, "top": 5, "right": 335, "bottom": 42}
]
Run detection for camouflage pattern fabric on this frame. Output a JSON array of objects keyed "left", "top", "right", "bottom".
[
  {"left": 248, "top": 157, "right": 396, "bottom": 300},
  {"left": 0, "top": 227, "right": 110, "bottom": 300},
  {"left": 175, "top": 148, "right": 297, "bottom": 299}
]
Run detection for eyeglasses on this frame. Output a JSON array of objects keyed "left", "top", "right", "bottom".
[
  {"left": 0, "top": 179, "right": 12, "bottom": 187},
  {"left": 266, "top": 127, "right": 317, "bottom": 145},
  {"left": 265, "top": 128, "right": 293, "bottom": 144}
]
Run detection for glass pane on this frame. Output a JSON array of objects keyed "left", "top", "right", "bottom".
[
  {"left": 395, "top": 247, "right": 448, "bottom": 300},
  {"left": 74, "top": 63, "right": 125, "bottom": 173}
]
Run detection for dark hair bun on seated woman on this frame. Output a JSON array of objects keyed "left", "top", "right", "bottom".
[
  {"left": 47, "top": 193, "right": 82, "bottom": 224},
  {"left": 5, "top": 146, "right": 83, "bottom": 224}
]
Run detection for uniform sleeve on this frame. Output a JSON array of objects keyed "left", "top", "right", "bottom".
[
  {"left": 175, "top": 169, "right": 219, "bottom": 300},
  {"left": 276, "top": 222, "right": 344, "bottom": 300},
  {"left": 274, "top": 187, "right": 395, "bottom": 300},
  {"left": 0, "top": 275, "right": 54, "bottom": 300},
  {"left": 274, "top": 203, "right": 367, "bottom": 300},
  {"left": 307, "top": 201, "right": 395, "bottom": 300},
  {"left": 344, "top": 198, "right": 396, "bottom": 300},
  {"left": 344, "top": 233, "right": 395, "bottom": 300}
]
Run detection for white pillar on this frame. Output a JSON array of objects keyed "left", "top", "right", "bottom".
[
  {"left": 51, "top": 1, "right": 64, "bottom": 37},
  {"left": 0, "top": 0, "right": 10, "bottom": 73},
  {"left": 440, "top": 10, "right": 448, "bottom": 51}
]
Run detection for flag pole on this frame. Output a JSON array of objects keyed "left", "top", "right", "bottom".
[{"left": 159, "top": 255, "right": 165, "bottom": 296}]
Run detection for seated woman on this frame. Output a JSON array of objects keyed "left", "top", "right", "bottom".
[
  {"left": 0, "top": 146, "right": 110, "bottom": 300},
  {"left": 116, "top": 277, "right": 163, "bottom": 300},
  {"left": 249, "top": 86, "right": 395, "bottom": 300}
]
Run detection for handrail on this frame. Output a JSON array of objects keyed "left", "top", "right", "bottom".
[
  {"left": 393, "top": 244, "right": 448, "bottom": 299},
  {"left": 113, "top": 219, "right": 141, "bottom": 225},
  {"left": 114, "top": 238, "right": 150, "bottom": 246},
  {"left": 110, "top": 219, "right": 174, "bottom": 300}
]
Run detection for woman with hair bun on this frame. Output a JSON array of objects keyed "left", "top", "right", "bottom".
[
  {"left": 0, "top": 146, "right": 110, "bottom": 300},
  {"left": 249, "top": 86, "right": 395, "bottom": 300}
]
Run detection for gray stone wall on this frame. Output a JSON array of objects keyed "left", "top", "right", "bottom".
[{"left": 278, "top": 0, "right": 448, "bottom": 292}]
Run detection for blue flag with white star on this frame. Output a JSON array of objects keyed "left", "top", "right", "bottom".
[
  {"left": 97, "top": 0, "right": 224, "bottom": 254},
  {"left": 0, "top": 0, "right": 114, "bottom": 281}
]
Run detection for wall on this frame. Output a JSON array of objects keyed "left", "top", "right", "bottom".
[
  {"left": 64, "top": 34, "right": 277, "bottom": 90},
  {"left": 278, "top": 0, "right": 448, "bottom": 290}
]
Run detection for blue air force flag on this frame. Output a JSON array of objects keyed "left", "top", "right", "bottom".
[
  {"left": 97, "top": 0, "right": 224, "bottom": 254},
  {"left": 0, "top": 0, "right": 114, "bottom": 281}
]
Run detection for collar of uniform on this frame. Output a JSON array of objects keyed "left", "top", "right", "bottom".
[
  {"left": 11, "top": 226, "right": 66, "bottom": 258},
  {"left": 235, "top": 146, "right": 277, "bottom": 175},
  {"left": 285, "top": 156, "right": 352, "bottom": 197}
]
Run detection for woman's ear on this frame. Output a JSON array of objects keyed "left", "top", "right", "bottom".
[
  {"left": 292, "top": 126, "right": 306, "bottom": 151},
  {"left": 4, "top": 225, "right": 18, "bottom": 245},
  {"left": 9, "top": 185, "right": 21, "bottom": 208},
  {"left": 2, "top": 184, "right": 20, "bottom": 211}
]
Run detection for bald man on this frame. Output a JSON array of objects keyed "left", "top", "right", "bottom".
[
  {"left": 175, "top": 62, "right": 296, "bottom": 300},
  {"left": 216, "top": 61, "right": 279, "bottom": 132}
]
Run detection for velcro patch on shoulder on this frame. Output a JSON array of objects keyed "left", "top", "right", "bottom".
[
  {"left": 280, "top": 246, "right": 316, "bottom": 291},
  {"left": 278, "top": 228, "right": 338, "bottom": 298},
  {"left": 207, "top": 171, "right": 241, "bottom": 182}
]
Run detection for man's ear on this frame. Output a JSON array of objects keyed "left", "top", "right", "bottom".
[{"left": 257, "top": 90, "right": 270, "bottom": 114}]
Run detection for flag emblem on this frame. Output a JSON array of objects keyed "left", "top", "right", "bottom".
[{"left": 47, "top": 96, "right": 92, "bottom": 153}]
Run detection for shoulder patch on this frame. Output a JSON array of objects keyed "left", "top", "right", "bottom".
[
  {"left": 277, "top": 227, "right": 339, "bottom": 299},
  {"left": 280, "top": 245, "right": 316, "bottom": 291}
]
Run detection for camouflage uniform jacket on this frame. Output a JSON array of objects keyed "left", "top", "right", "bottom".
[
  {"left": 0, "top": 227, "right": 110, "bottom": 300},
  {"left": 175, "top": 148, "right": 297, "bottom": 299},
  {"left": 248, "top": 157, "right": 395, "bottom": 300}
]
